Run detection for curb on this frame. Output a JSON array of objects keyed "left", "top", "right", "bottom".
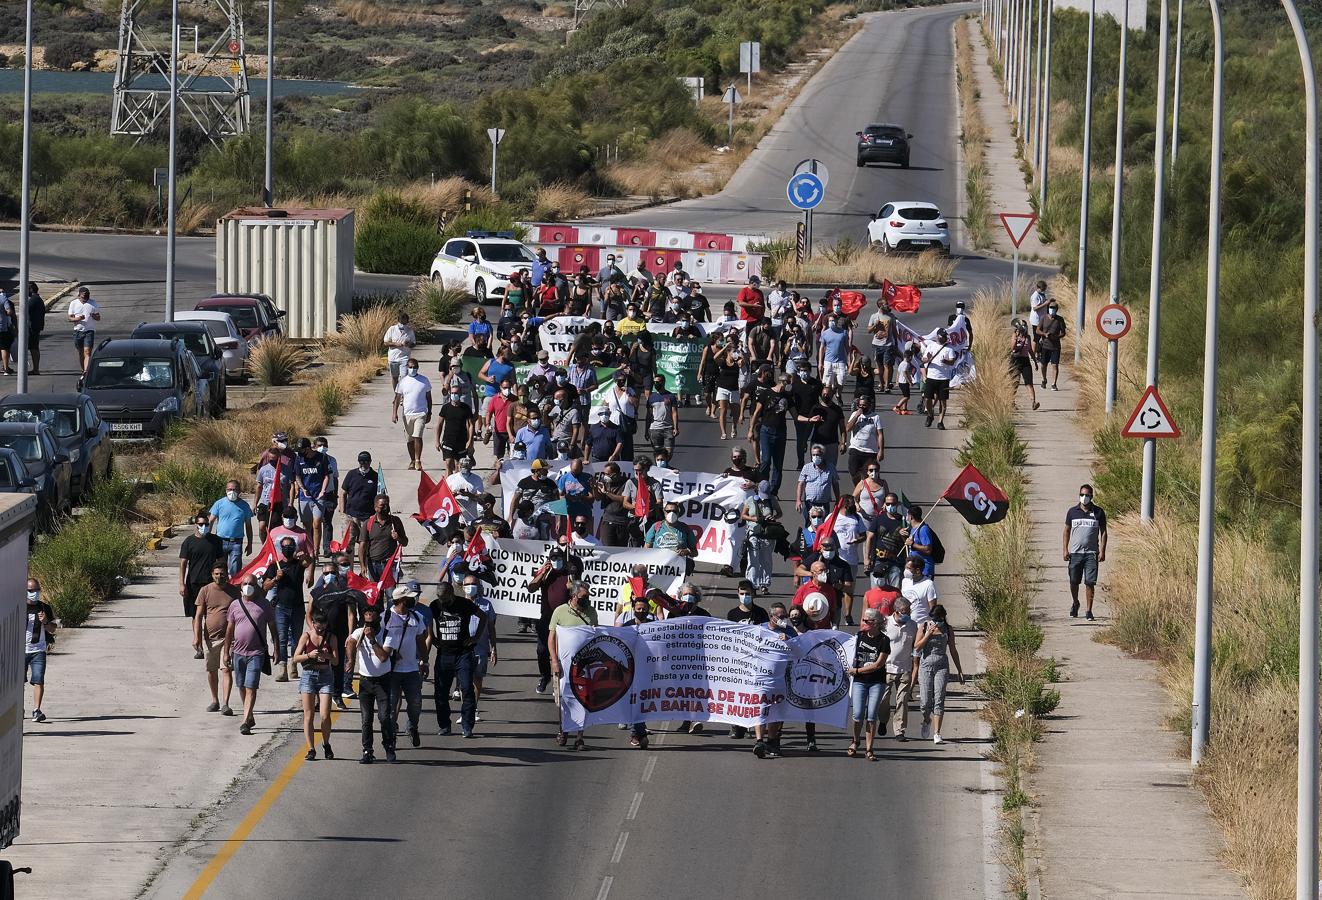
[{"left": 786, "top": 280, "right": 958, "bottom": 291}]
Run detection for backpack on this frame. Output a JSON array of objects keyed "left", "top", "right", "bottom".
[{"left": 928, "top": 527, "right": 946, "bottom": 565}]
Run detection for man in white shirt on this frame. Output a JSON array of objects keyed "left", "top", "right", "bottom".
[
  {"left": 67, "top": 286, "right": 101, "bottom": 373},
  {"left": 383, "top": 312, "right": 417, "bottom": 387},
  {"left": 901, "top": 557, "right": 938, "bottom": 623},
  {"left": 881, "top": 597, "right": 918, "bottom": 740},
  {"left": 446, "top": 455, "right": 484, "bottom": 523},
  {"left": 921, "top": 331, "right": 959, "bottom": 431},
  {"left": 844, "top": 394, "right": 886, "bottom": 483},
  {"left": 344, "top": 603, "right": 392, "bottom": 763},
  {"left": 392, "top": 360, "right": 433, "bottom": 471},
  {"left": 766, "top": 280, "right": 791, "bottom": 331}
]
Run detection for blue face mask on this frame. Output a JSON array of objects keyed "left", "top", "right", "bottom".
[{"left": 899, "top": 614, "right": 911, "bottom": 625}]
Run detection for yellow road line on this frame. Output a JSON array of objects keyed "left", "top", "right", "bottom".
[{"left": 182, "top": 710, "right": 341, "bottom": 900}]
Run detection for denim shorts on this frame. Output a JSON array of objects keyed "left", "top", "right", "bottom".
[
  {"left": 233, "top": 653, "right": 264, "bottom": 689},
  {"left": 473, "top": 650, "right": 489, "bottom": 679},
  {"left": 74, "top": 329, "right": 96, "bottom": 350},
  {"left": 299, "top": 665, "right": 334, "bottom": 696},
  {"left": 25, "top": 650, "right": 46, "bottom": 685},
  {"left": 1068, "top": 552, "right": 1099, "bottom": 587}
]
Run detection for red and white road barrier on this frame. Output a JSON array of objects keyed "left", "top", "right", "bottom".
[{"left": 523, "top": 223, "right": 766, "bottom": 283}]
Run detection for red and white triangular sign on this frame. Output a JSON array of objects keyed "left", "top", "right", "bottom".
[
  {"left": 998, "top": 212, "right": 1038, "bottom": 248},
  {"left": 1121, "top": 385, "right": 1181, "bottom": 439}
]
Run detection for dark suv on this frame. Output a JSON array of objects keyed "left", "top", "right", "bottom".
[
  {"left": 0, "top": 422, "right": 72, "bottom": 527},
  {"left": 131, "top": 321, "right": 228, "bottom": 416},
  {"left": 856, "top": 123, "right": 912, "bottom": 168},
  {"left": 80, "top": 338, "right": 204, "bottom": 440},
  {"left": 0, "top": 392, "right": 113, "bottom": 501}
]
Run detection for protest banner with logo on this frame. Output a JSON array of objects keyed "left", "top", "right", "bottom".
[
  {"left": 485, "top": 538, "right": 684, "bottom": 619},
  {"left": 651, "top": 332, "right": 706, "bottom": 394},
  {"left": 539, "top": 316, "right": 605, "bottom": 366},
  {"left": 556, "top": 617, "right": 854, "bottom": 730}
]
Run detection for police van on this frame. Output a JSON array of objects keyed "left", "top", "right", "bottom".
[{"left": 428, "top": 231, "right": 539, "bottom": 305}]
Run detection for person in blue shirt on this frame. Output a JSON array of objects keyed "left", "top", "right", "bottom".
[
  {"left": 294, "top": 437, "right": 331, "bottom": 558},
  {"left": 531, "top": 248, "right": 552, "bottom": 286},
  {"left": 818, "top": 314, "right": 853, "bottom": 390},
  {"left": 555, "top": 458, "right": 594, "bottom": 531},
  {"left": 467, "top": 307, "right": 493, "bottom": 352},
  {"left": 905, "top": 504, "right": 936, "bottom": 578},
  {"left": 515, "top": 412, "right": 552, "bottom": 462},
  {"left": 209, "top": 478, "right": 254, "bottom": 575}
]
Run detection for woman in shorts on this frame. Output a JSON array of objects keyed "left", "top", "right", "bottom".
[
  {"left": 1010, "top": 319, "right": 1040, "bottom": 411},
  {"left": 293, "top": 612, "right": 339, "bottom": 760},
  {"left": 893, "top": 347, "right": 916, "bottom": 415}
]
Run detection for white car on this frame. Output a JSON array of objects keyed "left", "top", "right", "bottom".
[
  {"left": 429, "top": 231, "right": 539, "bottom": 304},
  {"left": 176, "top": 310, "right": 250, "bottom": 382},
  {"left": 866, "top": 201, "right": 950, "bottom": 253}
]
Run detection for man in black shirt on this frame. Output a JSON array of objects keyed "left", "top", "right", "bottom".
[
  {"left": 722, "top": 447, "right": 758, "bottom": 482},
  {"left": 473, "top": 493, "right": 513, "bottom": 539},
  {"left": 747, "top": 371, "right": 792, "bottom": 494},
  {"left": 726, "top": 579, "right": 770, "bottom": 738},
  {"left": 434, "top": 389, "right": 476, "bottom": 475},
  {"left": 865, "top": 491, "right": 907, "bottom": 588},
  {"left": 512, "top": 459, "right": 560, "bottom": 517},
  {"left": 263, "top": 535, "right": 310, "bottom": 681},
  {"left": 807, "top": 386, "right": 846, "bottom": 469},
  {"left": 179, "top": 512, "right": 224, "bottom": 619},
  {"left": 359, "top": 494, "right": 408, "bottom": 581},
  {"left": 310, "top": 554, "right": 361, "bottom": 707},
  {"left": 788, "top": 368, "right": 824, "bottom": 468},
  {"left": 848, "top": 608, "right": 891, "bottom": 759},
  {"left": 429, "top": 584, "right": 485, "bottom": 738},
  {"left": 339, "top": 451, "right": 380, "bottom": 561}
]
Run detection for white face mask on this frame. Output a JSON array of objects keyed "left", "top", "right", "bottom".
[
  {"left": 821, "top": 549, "right": 835, "bottom": 560},
  {"left": 812, "top": 455, "right": 823, "bottom": 465},
  {"left": 815, "top": 572, "right": 828, "bottom": 583},
  {"left": 737, "top": 593, "right": 751, "bottom": 606},
  {"left": 283, "top": 517, "right": 297, "bottom": 528},
  {"left": 359, "top": 465, "right": 370, "bottom": 474},
  {"left": 551, "top": 559, "right": 565, "bottom": 571},
  {"left": 665, "top": 512, "right": 678, "bottom": 524},
  {"left": 26, "top": 590, "right": 39, "bottom": 603},
  {"left": 196, "top": 524, "right": 210, "bottom": 535},
  {"left": 1080, "top": 494, "right": 1092, "bottom": 506},
  {"left": 226, "top": 489, "right": 239, "bottom": 502},
  {"left": 242, "top": 584, "right": 257, "bottom": 597},
  {"left": 275, "top": 442, "right": 288, "bottom": 450}
]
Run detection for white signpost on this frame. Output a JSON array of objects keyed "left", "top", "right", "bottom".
[
  {"left": 487, "top": 127, "right": 505, "bottom": 195},
  {"left": 739, "top": 41, "right": 761, "bottom": 95},
  {"left": 999, "top": 211, "right": 1038, "bottom": 316},
  {"left": 722, "top": 84, "right": 742, "bottom": 144}
]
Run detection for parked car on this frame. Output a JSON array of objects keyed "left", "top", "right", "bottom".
[
  {"left": 79, "top": 338, "right": 204, "bottom": 440},
  {"left": 0, "top": 422, "right": 72, "bottom": 527},
  {"left": 0, "top": 392, "right": 112, "bottom": 501},
  {"left": 131, "top": 321, "right": 228, "bottom": 415},
  {"left": 177, "top": 309, "right": 250, "bottom": 382},
  {"left": 429, "top": 231, "right": 538, "bottom": 304},
  {"left": 195, "top": 294, "right": 284, "bottom": 344},
  {"left": 866, "top": 201, "right": 950, "bottom": 253},
  {"left": 856, "top": 123, "right": 912, "bottom": 168}
]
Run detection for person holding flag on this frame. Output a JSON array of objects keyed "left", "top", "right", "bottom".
[{"left": 359, "top": 495, "right": 408, "bottom": 582}]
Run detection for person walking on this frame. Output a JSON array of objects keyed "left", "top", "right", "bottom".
[
  {"left": 429, "top": 582, "right": 485, "bottom": 738},
  {"left": 383, "top": 311, "right": 416, "bottom": 387},
  {"left": 392, "top": 358, "right": 433, "bottom": 470},
  {"left": 914, "top": 603, "right": 965, "bottom": 744},
  {"left": 292, "top": 612, "right": 339, "bottom": 760},
  {"left": 359, "top": 494, "right": 407, "bottom": 581},
  {"left": 344, "top": 603, "right": 391, "bottom": 764},
  {"left": 293, "top": 437, "right": 331, "bottom": 559},
  {"left": 901, "top": 555, "right": 938, "bottom": 624},
  {"left": 844, "top": 394, "right": 885, "bottom": 485},
  {"left": 920, "top": 329, "right": 958, "bottom": 430},
  {"left": 1063, "top": 484, "right": 1107, "bottom": 620},
  {"left": 868, "top": 297, "right": 897, "bottom": 392},
  {"left": 1010, "top": 319, "right": 1041, "bottom": 410},
  {"left": 24, "top": 578, "right": 55, "bottom": 722},
  {"left": 309, "top": 557, "right": 358, "bottom": 708},
  {"left": 880, "top": 597, "right": 918, "bottom": 741},
  {"left": 208, "top": 480, "right": 254, "bottom": 576},
  {"left": 796, "top": 445, "right": 839, "bottom": 526},
  {"left": 846, "top": 608, "right": 890, "bottom": 761},
  {"left": 0, "top": 288, "right": 16, "bottom": 376},
  {"left": 548, "top": 582, "right": 598, "bottom": 750},
  {"left": 339, "top": 451, "right": 380, "bottom": 563},
  {"left": 179, "top": 511, "right": 224, "bottom": 621},
  {"left": 741, "top": 480, "right": 783, "bottom": 596},
  {"left": 747, "top": 372, "right": 792, "bottom": 494},
  {"left": 192, "top": 562, "right": 239, "bottom": 715},
  {"left": 264, "top": 535, "right": 310, "bottom": 682},
  {"left": 383, "top": 582, "right": 429, "bottom": 758},
  {"left": 223, "top": 574, "right": 279, "bottom": 736},
  {"left": 1035, "top": 301, "right": 1067, "bottom": 391},
  {"left": 314, "top": 437, "right": 340, "bottom": 556},
  {"left": 463, "top": 574, "right": 497, "bottom": 722},
  {"left": 530, "top": 547, "right": 573, "bottom": 693},
  {"left": 67, "top": 286, "right": 100, "bottom": 373},
  {"left": 24, "top": 281, "right": 44, "bottom": 375}
]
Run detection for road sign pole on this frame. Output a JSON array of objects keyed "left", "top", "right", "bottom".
[
  {"left": 165, "top": 0, "right": 179, "bottom": 322},
  {"left": 1073, "top": 0, "right": 1096, "bottom": 365},
  {"left": 1011, "top": 247, "right": 1020, "bottom": 318},
  {"left": 490, "top": 141, "right": 498, "bottom": 195},
  {"left": 1105, "top": 339, "right": 1117, "bottom": 413},
  {"left": 1191, "top": 0, "right": 1224, "bottom": 773},
  {"left": 1107, "top": 0, "right": 1128, "bottom": 329},
  {"left": 806, "top": 210, "right": 813, "bottom": 259},
  {"left": 1039, "top": 0, "right": 1053, "bottom": 210}
]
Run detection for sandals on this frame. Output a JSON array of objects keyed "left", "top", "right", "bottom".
[
  {"left": 574, "top": 738, "right": 587, "bottom": 751},
  {"left": 555, "top": 731, "right": 568, "bottom": 746},
  {"left": 846, "top": 742, "right": 857, "bottom": 757},
  {"left": 866, "top": 749, "right": 877, "bottom": 761}
]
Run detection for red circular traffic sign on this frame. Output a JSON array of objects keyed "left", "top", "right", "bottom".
[
  {"left": 228, "top": 39, "right": 241, "bottom": 54},
  {"left": 1095, "top": 303, "right": 1132, "bottom": 340}
]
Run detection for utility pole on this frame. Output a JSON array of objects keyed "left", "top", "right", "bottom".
[
  {"left": 1073, "top": 0, "right": 1096, "bottom": 365},
  {"left": 1170, "top": 0, "right": 1184, "bottom": 171},
  {"left": 487, "top": 128, "right": 505, "bottom": 196},
  {"left": 1104, "top": 0, "right": 1129, "bottom": 416},
  {"left": 165, "top": 0, "right": 179, "bottom": 321},
  {"left": 16, "top": 0, "right": 33, "bottom": 393},
  {"left": 1039, "top": 0, "right": 1053, "bottom": 211},
  {"left": 263, "top": 0, "right": 274, "bottom": 207}
]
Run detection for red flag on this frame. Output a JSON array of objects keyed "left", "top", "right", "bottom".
[
  {"left": 635, "top": 476, "right": 652, "bottom": 522},
  {"left": 463, "top": 529, "right": 489, "bottom": 570},
  {"left": 328, "top": 522, "right": 352, "bottom": 554},
  {"left": 813, "top": 497, "right": 846, "bottom": 552},
  {"left": 416, "top": 469, "right": 436, "bottom": 513},
  {"left": 234, "top": 536, "right": 277, "bottom": 586},
  {"left": 838, "top": 290, "right": 867, "bottom": 320},
  {"left": 270, "top": 453, "right": 286, "bottom": 518},
  {"left": 345, "top": 545, "right": 402, "bottom": 607},
  {"left": 941, "top": 463, "right": 1010, "bottom": 525},
  {"left": 413, "top": 469, "right": 461, "bottom": 538}
]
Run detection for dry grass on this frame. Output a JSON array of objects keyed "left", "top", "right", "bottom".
[
  {"left": 400, "top": 177, "right": 496, "bottom": 221},
  {"left": 175, "top": 200, "right": 219, "bottom": 234},
  {"left": 530, "top": 183, "right": 593, "bottom": 221},
  {"left": 957, "top": 16, "right": 994, "bottom": 249},
  {"left": 246, "top": 337, "right": 305, "bottom": 386},
  {"left": 327, "top": 305, "right": 394, "bottom": 360},
  {"left": 605, "top": 161, "right": 698, "bottom": 201},
  {"left": 778, "top": 248, "right": 956, "bottom": 287},
  {"left": 335, "top": 0, "right": 432, "bottom": 27}
]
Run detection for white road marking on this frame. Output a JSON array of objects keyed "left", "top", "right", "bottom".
[
  {"left": 626, "top": 791, "right": 644, "bottom": 820},
  {"left": 642, "top": 756, "right": 657, "bottom": 783},
  {"left": 596, "top": 876, "right": 613, "bottom": 900},
  {"left": 611, "top": 831, "right": 629, "bottom": 865}
]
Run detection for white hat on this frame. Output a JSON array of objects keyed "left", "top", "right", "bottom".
[{"left": 801, "top": 593, "right": 829, "bottom": 623}]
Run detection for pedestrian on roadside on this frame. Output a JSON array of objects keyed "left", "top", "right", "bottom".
[
  {"left": 383, "top": 582, "right": 429, "bottom": 757},
  {"left": 208, "top": 480, "right": 254, "bottom": 576},
  {"left": 435, "top": 384, "right": 476, "bottom": 475},
  {"left": 548, "top": 581, "right": 598, "bottom": 751},
  {"left": 344, "top": 603, "right": 390, "bottom": 764},
  {"left": 292, "top": 611, "right": 339, "bottom": 760},
  {"left": 25, "top": 282, "right": 44, "bottom": 375},
  {"left": 880, "top": 597, "right": 918, "bottom": 741},
  {"left": 914, "top": 603, "right": 965, "bottom": 745},
  {"left": 430, "top": 581, "right": 484, "bottom": 738},
  {"left": 392, "top": 358, "right": 433, "bottom": 471},
  {"left": 223, "top": 574, "right": 279, "bottom": 736},
  {"left": 179, "top": 511, "right": 224, "bottom": 622},
  {"left": 359, "top": 494, "right": 407, "bottom": 581},
  {"left": 846, "top": 608, "right": 890, "bottom": 761},
  {"left": 1063, "top": 484, "right": 1107, "bottom": 620},
  {"left": 0, "top": 288, "right": 16, "bottom": 376},
  {"left": 383, "top": 311, "right": 416, "bottom": 387},
  {"left": 25, "top": 578, "right": 55, "bottom": 722},
  {"left": 339, "top": 451, "right": 380, "bottom": 563},
  {"left": 314, "top": 437, "right": 340, "bottom": 555},
  {"left": 264, "top": 535, "right": 310, "bottom": 682},
  {"left": 1010, "top": 319, "right": 1041, "bottom": 411},
  {"left": 1035, "top": 301, "right": 1067, "bottom": 391},
  {"left": 67, "top": 286, "right": 100, "bottom": 373},
  {"left": 192, "top": 562, "right": 239, "bottom": 715}
]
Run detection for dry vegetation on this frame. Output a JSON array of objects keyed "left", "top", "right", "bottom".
[
  {"left": 777, "top": 247, "right": 957, "bottom": 287},
  {"left": 604, "top": 129, "right": 713, "bottom": 199},
  {"left": 960, "top": 17, "right": 993, "bottom": 249},
  {"left": 530, "top": 182, "right": 594, "bottom": 221}
]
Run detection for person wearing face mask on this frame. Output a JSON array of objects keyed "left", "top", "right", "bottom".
[
  {"left": 555, "top": 458, "right": 593, "bottom": 534},
  {"left": 747, "top": 370, "right": 792, "bottom": 494},
  {"left": 392, "top": 358, "right": 433, "bottom": 471},
  {"left": 514, "top": 406, "right": 553, "bottom": 463},
  {"left": 435, "top": 386, "right": 477, "bottom": 476},
  {"left": 646, "top": 374, "right": 679, "bottom": 457},
  {"left": 429, "top": 582, "right": 485, "bottom": 738},
  {"left": 726, "top": 578, "right": 771, "bottom": 735},
  {"left": 223, "top": 574, "right": 280, "bottom": 736},
  {"left": 914, "top": 603, "right": 965, "bottom": 744},
  {"left": 643, "top": 503, "right": 697, "bottom": 575},
  {"left": 817, "top": 313, "right": 852, "bottom": 390},
  {"left": 741, "top": 480, "right": 783, "bottom": 596},
  {"left": 530, "top": 548, "right": 574, "bottom": 694},
  {"left": 179, "top": 512, "right": 225, "bottom": 621},
  {"left": 313, "top": 438, "right": 340, "bottom": 557},
  {"left": 293, "top": 437, "right": 332, "bottom": 562},
  {"left": 292, "top": 612, "right": 340, "bottom": 760},
  {"left": 865, "top": 492, "right": 907, "bottom": 590},
  {"left": 547, "top": 583, "right": 599, "bottom": 750},
  {"left": 1034, "top": 299, "right": 1068, "bottom": 391},
  {"left": 920, "top": 329, "right": 958, "bottom": 430},
  {"left": 382, "top": 583, "right": 429, "bottom": 758},
  {"left": 445, "top": 455, "right": 484, "bottom": 523},
  {"left": 339, "top": 451, "right": 381, "bottom": 563},
  {"left": 486, "top": 378, "right": 517, "bottom": 459},
  {"left": 208, "top": 479, "right": 254, "bottom": 576},
  {"left": 1010, "top": 318, "right": 1041, "bottom": 411},
  {"left": 880, "top": 597, "right": 919, "bottom": 741},
  {"left": 24, "top": 578, "right": 56, "bottom": 723},
  {"left": 852, "top": 464, "right": 890, "bottom": 532},
  {"left": 344, "top": 604, "right": 391, "bottom": 763},
  {"left": 901, "top": 556, "right": 939, "bottom": 624},
  {"left": 796, "top": 444, "right": 840, "bottom": 526},
  {"left": 309, "top": 555, "right": 359, "bottom": 709},
  {"left": 193, "top": 563, "right": 240, "bottom": 716},
  {"left": 846, "top": 609, "right": 890, "bottom": 760},
  {"left": 511, "top": 458, "right": 560, "bottom": 524},
  {"left": 549, "top": 386, "right": 584, "bottom": 457},
  {"left": 831, "top": 497, "right": 868, "bottom": 627},
  {"left": 791, "top": 504, "right": 827, "bottom": 566},
  {"left": 802, "top": 384, "right": 845, "bottom": 470},
  {"left": 359, "top": 494, "right": 408, "bottom": 582},
  {"left": 903, "top": 504, "right": 938, "bottom": 579},
  {"left": 462, "top": 575, "right": 497, "bottom": 721},
  {"left": 262, "top": 536, "right": 311, "bottom": 682},
  {"left": 845, "top": 394, "right": 885, "bottom": 484},
  {"left": 1063, "top": 484, "right": 1107, "bottom": 620},
  {"left": 790, "top": 561, "right": 839, "bottom": 631},
  {"left": 268, "top": 504, "right": 315, "bottom": 587},
  {"left": 383, "top": 311, "right": 417, "bottom": 388},
  {"left": 587, "top": 409, "right": 623, "bottom": 463},
  {"left": 253, "top": 442, "right": 290, "bottom": 544}
]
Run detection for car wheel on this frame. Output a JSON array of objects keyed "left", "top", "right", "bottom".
[
  {"left": 901, "top": 157, "right": 910, "bottom": 169},
  {"left": 474, "top": 279, "right": 487, "bottom": 305},
  {"left": 856, "top": 157, "right": 865, "bottom": 168},
  {"left": 431, "top": 271, "right": 443, "bottom": 283},
  {"left": 881, "top": 237, "right": 893, "bottom": 253}
]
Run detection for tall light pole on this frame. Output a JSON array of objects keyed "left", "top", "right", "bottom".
[
  {"left": 16, "top": 0, "right": 33, "bottom": 394},
  {"left": 1019, "top": 0, "right": 1032, "bottom": 132},
  {"left": 263, "top": 0, "right": 274, "bottom": 208},
  {"left": 1073, "top": 0, "right": 1096, "bottom": 365},
  {"left": 1279, "top": 1, "right": 1319, "bottom": 893},
  {"left": 1190, "top": 0, "right": 1223, "bottom": 769},
  {"left": 1170, "top": 0, "right": 1184, "bottom": 171},
  {"left": 1039, "top": 0, "right": 1053, "bottom": 211},
  {"left": 1140, "top": 0, "right": 1172, "bottom": 523},
  {"left": 165, "top": 0, "right": 179, "bottom": 321},
  {"left": 1104, "top": 0, "right": 1130, "bottom": 416},
  {"left": 1031, "top": 0, "right": 1044, "bottom": 160}
]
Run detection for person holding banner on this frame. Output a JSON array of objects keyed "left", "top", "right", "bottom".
[
  {"left": 847, "top": 608, "right": 891, "bottom": 761},
  {"left": 548, "top": 581, "right": 598, "bottom": 750},
  {"left": 595, "top": 463, "right": 635, "bottom": 547},
  {"left": 644, "top": 501, "right": 697, "bottom": 575},
  {"left": 920, "top": 329, "right": 957, "bottom": 431},
  {"left": 845, "top": 395, "right": 886, "bottom": 484}
]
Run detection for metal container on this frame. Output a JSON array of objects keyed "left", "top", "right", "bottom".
[{"left": 216, "top": 207, "right": 355, "bottom": 339}]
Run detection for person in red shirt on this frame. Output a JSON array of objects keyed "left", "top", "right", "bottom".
[
  {"left": 865, "top": 583, "right": 899, "bottom": 617},
  {"left": 736, "top": 275, "right": 765, "bottom": 322},
  {"left": 486, "top": 376, "right": 515, "bottom": 459},
  {"left": 790, "top": 560, "right": 838, "bottom": 629}
]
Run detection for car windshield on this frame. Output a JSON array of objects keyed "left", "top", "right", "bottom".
[
  {"left": 480, "top": 244, "right": 537, "bottom": 263},
  {"left": 86, "top": 357, "right": 176, "bottom": 389},
  {"left": 867, "top": 127, "right": 905, "bottom": 139},
  {"left": 0, "top": 435, "right": 43, "bottom": 464},
  {"left": 0, "top": 406, "right": 77, "bottom": 438},
  {"left": 899, "top": 207, "right": 941, "bottom": 220},
  {"left": 138, "top": 329, "right": 209, "bottom": 355},
  {"left": 210, "top": 305, "right": 259, "bottom": 329}
]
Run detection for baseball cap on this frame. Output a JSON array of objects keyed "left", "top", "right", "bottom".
[
  {"left": 394, "top": 580, "right": 421, "bottom": 599},
  {"left": 530, "top": 459, "right": 547, "bottom": 472},
  {"left": 357, "top": 451, "right": 372, "bottom": 464},
  {"left": 272, "top": 431, "right": 288, "bottom": 442},
  {"left": 537, "top": 350, "right": 549, "bottom": 360}
]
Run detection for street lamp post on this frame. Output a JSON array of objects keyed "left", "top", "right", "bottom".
[
  {"left": 1073, "top": 0, "right": 1097, "bottom": 365},
  {"left": 1032, "top": 0, "right": 1045, "bottom": 162},
  {"left": 16, "top": 0, "right": 34, "bottom": 393},
  {"left": 1104, "top": 0, "right": 1130, "bottom": 416},
  {"left": 1190, "top": 0, "right": 1223, "bottom": 770},
  {"left": 1039, "top": 0, "right": 1053, "bottom": 211},
  {"left": 1171, "top": 0, "right": 1184, "bottom": 171},
  {"left": 1140, "top": 0, "right": 1173, "bottom": 523},
  {"left": 165, "top": 0, "right": 179, "bottom": 321},
  {"left": 263, "top": 0, "right": 274, "bottom": 208}
]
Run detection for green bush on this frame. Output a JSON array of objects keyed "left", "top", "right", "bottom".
[
  {"left": 85, "top": 471, "right": 139, "bottom": 519},
  {"left": 156, "top": 460, "right": 228, "bottom": 509},
  {"left": 316, "top": 379, "right": 347, "bottom": 419},
  {"left": 31, "top": 512, "right": 143, "bottom": 608},
  {"left": 408, "top": 280, "right": 465, "bottom": 325},
  {"left": 44, "top": 570, "right": 96, "bottom": 628},
  {"left": 355, "top": 217, "right": 441, "bottom": 274},
  {"left": 247, "top": 336, "right": 303, "bottom": 386},
  {"left": 43, "top": 35, "right": 96, "bottom": 70},
  {"left": 440, "top": 204, "right": 524, "bottom": 242}
]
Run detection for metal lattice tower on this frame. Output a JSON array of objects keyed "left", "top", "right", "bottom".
[
  {"left": 111, "top": 0, "right": 250, "bottom": 144},
  {"left": 571, "top": 0, "right": 625, "bottom": 31}
]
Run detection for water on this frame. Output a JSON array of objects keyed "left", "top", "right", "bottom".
[{"left": 0, "top": 69, "right": 361, "bottom": 97}]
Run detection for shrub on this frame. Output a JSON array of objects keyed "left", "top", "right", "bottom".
[
  {"left": 457, "top": 9, "right": 514, "bottom": 38},
  {"left": 355, "top": 217, "right": 441, "bottom": 274},
  {"left": 85, "top": 471, "right": 139, "bottom": 519},
  {"left": 407, "top": 279, "right": 465, "bottom": 325},
  {"left": 247, "top": 336, "right": 303, "bottom": 386},
  {"left": 531, "top": 183, "right": 592, "bottom": 221},
  {"left": 439, "top": 204, "right": 524, "bottom": 242},
  {"left": 330, "top": 305, "right": 395, "bottom": 359},
  {"left": 31, "top": 512, "right": 143, "bottom": 607},
  {"left": 156, "top": 460, "right": 228, "bottom": 509},
  {"left": 315, "top": 379, "right": 347, "bottom": 419},
  {"left": 44, "top": 570, "right": 96, "bottom": 627},
  {"left": 43, "top": 35, "right": 96, "bottom": 70}
]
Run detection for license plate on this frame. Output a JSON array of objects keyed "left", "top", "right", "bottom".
[
  {"left": 111, "top": 422, "right": 144, "bottom": 432},
  {"left": 910, "top": 240, "right": 930, "bottom": 247}
]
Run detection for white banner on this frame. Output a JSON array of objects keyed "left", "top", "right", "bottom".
[
  {"left": 556, "top": 618, "right": 855, "bottom": 730},
  {"left": 539, "top": 316, "right": 604, "bottom": 366},
  {"left": 485, "top": 538, "right": 684, "bottom": 619}
]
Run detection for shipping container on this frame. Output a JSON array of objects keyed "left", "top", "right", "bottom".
[
  {"left": 216, "top": 208, "right": 355, "bottom": 340},
  {"left": 0, "top": 494, "right": 39, "bottom": 864}
]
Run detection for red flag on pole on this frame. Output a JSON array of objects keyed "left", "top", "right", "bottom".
[
  {"left": 413, "top": 469, "right": 462, "bottom": 539},
  {"left": 234, "top": 536, "right": 277, "bottom": 585},
  {"left": 813, "top": 497, "right": 846, "bottom": 552},
  {"left": 881, "top": 279, "right": 922, "bottom": 314},
  {"left": 328, "top": 522, "right": 352, "bottom": 554},
  {"left": 837, "top": 289, "right": 867, "bottom": 320},
  {"left": 635, "top": 476, "right": 652, "bottom": 522},
  {"left": 940, "top": 463, "right": 1010, "bottom": 525},
  {"left": 463, "top": 529, "right": 489, "bottom": 571},
  {"left": 345, "top": 545, "right": 402, "bottom": 606}
]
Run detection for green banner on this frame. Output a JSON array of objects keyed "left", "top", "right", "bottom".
[
  {"left": 652, "top": 333, "right": 706, "bottom": 395},
  {"left": 461, "top": 356, "right": 617, "bottom": 408}
]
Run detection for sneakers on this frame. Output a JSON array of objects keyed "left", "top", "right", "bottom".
[
  {"left": 936, "top": 422, "right": 946, "bottom": 430},
  {"left": 462, "top": 731, "right": 474, "bottom": 739},
  {"left": 206, "top": 701, "right": 220, "bottom": 713},
  {"left": 1050, "top": 384, "right": 1060, "bottom": 391},
  {"left": 305, "top": 748, "right": 317, "bottom": 761},
  {"left": 32, "top": 709, "right": 46, "bottom": 723},
  {"left": 323, "top": 743, "right": 335, "bottom": 760},
  {"left": 617, "top": 723, "right": 630, "bottom": 731},
  {"left": 845, "top": 615, "right": 857, "bottom": 627},
  {"left": 933, "top": 733, "right": 945, "bottom": 745},
  {"left": 555, "top": 731, "right": 568, "bottom": 746},
  {"left": 220, "top": 705, "right": 235, "bottom": 716},
  {"left": 437, "top": 727, "right": 453, "bottom": 736},
  {"left": 719, "top": 566, "right": 735, "bottom": 578},
  {"left": 274, "top": 663, "right": 289, "bottom": 683},
  {"left": 1069, "top": 600, "right": 1080, "bottom": 618},
  {"left": 1032, "top": 401, "right": 1041, "bottom": 410},
  {"left": 360, "top": 751, "right": 374, "bottom": 765},
  {"left": 753, "top": 740, "right": 767, "bottom": 759},
  {"left": 765, "top": 742, "right": 782, "bottom": 759},
  {"left": 629, "top": 734, "right": 641, "bottom": 748},
  {"left": 925, "top": 415, "right": 934, "bottom": 428},
  {"left": 688, "top": 722, "right": 704, "bottom": 735},
  {"left": 1041, "top": 379, "right": 1048, "bottom": 388},
  {"left": 574, "top": 737, "right": 587, "bottom": 751},
  {"left": 409, "top": 728, "right": 420, "bottom": 747},
  {"left": 385, "top": 748, "right": 397, "bottom": 763},
  {"left": 536, "top": 676, "right": 550, "bottom": 694},
  {"left": 194, "top": 649, "right": 205, "bottom": 660},
  {"left": 920, "top": 719, "right": 931, "bottom": 740},
  {"left": 451, "top": 689, "right": 462, "bottom": 701},
  {"left": 807, "top": 740, "right": 819, "bottom": 752},
  {"left": 341, "top": 690, "right": 358, "bottom": 701},
  {"left": 239, "top": 721, "right": 253, "bottom": 736},
  {"left": 896, "top": 732, "right": 907, "bottom": 742},
  {"left": 1085, "top": 610, "right": 1095, "bottom": 621},
  {"left": 334, "top": 697, "right": 348, "bottom": 711}
]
